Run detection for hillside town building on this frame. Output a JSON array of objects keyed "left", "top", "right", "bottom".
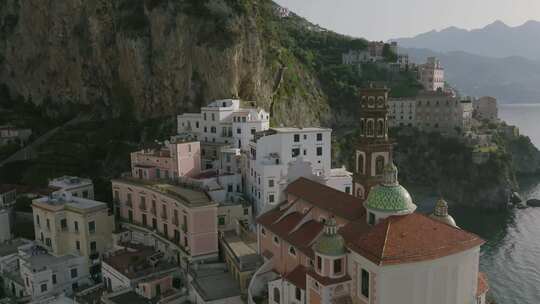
[
  {"left": 130, "top": 138, "right": 202, "bottom": 180},
  {"left": 418, "top": 57, "right": 445, "bottom": 91},
  {"left": 112, "top": 177, "right": 220, "bottom": 265},
  {"left": 473, "top": 96, "right": 499, "bottom": 122},
  {"left": 0, "top": 125, "right": 32, "bottom": 146},
  {"left": 48, "top": 176, "right": 95, "bottom": 200},
  {"left": 177, "top": 99, "right": 270, "bottom": 169},
  {"left": 388, "top": 91, "right": 473, "bottom": 135}
]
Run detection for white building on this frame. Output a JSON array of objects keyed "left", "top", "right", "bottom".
[
  {"left": 418, "top": 57, "right": 445, "bottom": 91},
  {"left": 177, "top": 99, "right": 270, "bottom": 170},
  {"left": 49, "top": 176, "right": 94, "bottom": 200},
  {"left": 473, "top": 96, "right": 499, "bottom": 122},
  {"left": 388, "top": 98, "right": 416, "bottom": 127},
  {"left": 247, "top": 128, "right": 352, "bottom": 214},
  {"left": 17, "top": 245, "right": 89, "bottom": 300}
]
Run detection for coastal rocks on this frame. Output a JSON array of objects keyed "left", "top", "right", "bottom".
[{"left": 526, "top": 199, "right": 540, "bottom": 207}]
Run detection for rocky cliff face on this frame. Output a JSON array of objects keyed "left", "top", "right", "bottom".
[{"left": 0, "top": 0, "right": 328, "bottom": 125}]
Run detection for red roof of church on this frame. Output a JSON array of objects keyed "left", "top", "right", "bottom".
[
  {"left": 285, "top": 178, "right": 365, "bottom": 221},
  {"left": 346, "top": 213, "right": 485, "bottom": 265},
  {"left": 284, "top": 265, "right": 308, "bottom": 289}
]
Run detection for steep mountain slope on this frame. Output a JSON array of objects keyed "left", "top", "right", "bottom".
[
  {"left": 393, "top": 20, "right": 540, "bottom": 60},
  {"left": 0, "top": 0, "right": 339, "bottom": 125},
  {"left": 405, "top": 48, "right": 540, "bottom": 103}
]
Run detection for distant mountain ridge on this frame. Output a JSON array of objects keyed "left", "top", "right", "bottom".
[
  {"left": 394, "top": 20, "right": 540, "bottom": 61},
  {"left": 404, "top": 47, "right": 540, "bottom": 103}
]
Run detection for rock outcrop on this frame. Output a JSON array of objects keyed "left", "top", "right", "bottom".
[{"left": 0, "top": 0, "right": 328, "bottom": 126}]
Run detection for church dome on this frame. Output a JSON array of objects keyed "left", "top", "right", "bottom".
[
  {"left": 314, "top": 217, "right": 346, "bottom": 256},
  {"left": 429, "top": 198, "right": 457, "bottom": 227},
  {"left": 364, "top": 163, "right": 417, "bottom": 214}
]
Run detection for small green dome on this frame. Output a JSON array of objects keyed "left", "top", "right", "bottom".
[
  {"left": 364, "top": 162, "right": 416, "bottom": 213},
  {"left": 364, "top": 184, "right": 415, "bottom": 212},
  {"left": 314, "top": 218, "right": 346, "bottom": 256}
]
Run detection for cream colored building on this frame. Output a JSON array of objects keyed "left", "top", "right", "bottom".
[{"left": 32, "top": 192, "right": 114, "bottom": 264}]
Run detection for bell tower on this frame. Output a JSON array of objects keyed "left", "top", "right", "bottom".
[{"left": 353, "top": 85, "right": 393, "bottom": 200}]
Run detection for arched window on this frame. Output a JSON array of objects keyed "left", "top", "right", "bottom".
[
  {"left": 367, "top": 120, "right": 374, "bottom": 136},
  {"left": 359, "top": 119, "right": 365, "bottom": 136},
  {"left": 375, "top": 156, "right": 385, "bottom": 175},
  {"left": 273, "top": 288, "right": 280, "bottom": 304},
  {"left": 377, "top": 120, "right": 385, "bottom": 137},
  {"left": 357, "top": 153, "right": 364, "bottom": 174}
]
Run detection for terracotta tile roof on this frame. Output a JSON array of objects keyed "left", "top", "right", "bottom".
[
  {"left": 347, "top": 213, "right": 485, "bottom": 265},
  {"left": 284, "top": 265, "right": 307, "bottom": 289},
  {"left": 307, "top": 269, "right": 351, "bottom": 286},
  {"left": 257, "top": 205, "right": 324, "bottom": 258},
  {"left": 288, "top": 220, "right": 324, "bottom": 257},
  {"left": 477, "top": 272, "right": 489, "bottom": 296},
  {"left": 285, "top": 178, "right": 365, "bottom": 221}
]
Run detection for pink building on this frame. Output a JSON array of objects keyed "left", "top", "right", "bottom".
[
  {"left": 112, "top": 177, "right": 219, "bottom": 263},
  {"left": 131, "top": 139, "right": 201, "bottom": 180}
]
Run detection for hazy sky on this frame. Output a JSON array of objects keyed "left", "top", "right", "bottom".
[{"left": 273, "top": 0, "right": 540, "bottom": 41}]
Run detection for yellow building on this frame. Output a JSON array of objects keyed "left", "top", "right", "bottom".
[{"left": 32, "top": 192, "right": 114, "bottom": 264}]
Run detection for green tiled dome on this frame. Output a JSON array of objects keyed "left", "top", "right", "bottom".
[
  {"left": 364, "top": 184, "right": 415, "bottom": 212},
  {"left": 364, "top": 162, "right": 416, "bottom": 213},
  {"left": 314, "top": 218, "right": 346, "bottom": 256}
]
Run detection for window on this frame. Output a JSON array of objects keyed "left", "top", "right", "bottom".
[
  {"left": 243, "top": 208, "right": 249, "bottom": 215},
  {"left": 227, "top": 184, "right": 233, "bottom": 193},
  {"left": 295, "top": 287, "right": 302, "bottom": 301},
  {"left": 273, "top": 288, "right": 280, "bottom": 304},
  {"left": 40, "top": 284, "right": 47, "bottom": 293},
  {"left": 375, "top": 156, "right": 385, "bottom": 175},
  {"left": 90, "top": 241, "right": 97, "bottom": 253},
  {"left": 269, "top": 194, "right": 275, "bottom": 203},
  {"left": 316, "top": 147, "right": 323, "bottom": 156},
  {"left": 142, "top": 214, "right": 147, "bottom": 226},
  {"left": 251, "top": 128, "right": 256, "bottom": 135},
  {"left": 163, "top": 223, "right": 168, "bottom": 236},
  {"left": 268, "top": 179, "right": 274, "bottom": 187},
  {"left": 367, "top": 120, "right": 374, "bottom": 136},
  {"left": 211, "top": 113, "right": 215, "bottom": 121},
  {"left": 45, "top": 238, "right": 51, "bottom": 247},
  {"left": 361, "top": 269, "right": 370, "bottom": 298},
  {"left": 237, "top": 128, "right": 241, "bottom": 134},
  {"left": 261, "top": 228, "right": 266, "bottom": 236},
  {"left": 76, "top": 241, "right": 80, "bottom": 250},
  {"left": 211, "top": 126, "right": 216, "bottom": 133},
  {"left": 334, "top": 259, "right": 342, "bottom": 274},
  {"left": 36, "top": 215, "right": 40, "bottom": 226},
  {"left": 82, "top": 190, "right": 89, "bottom": 198},
  {"left": 46, "top": 219, "right": 50, "bottom": 230},
  {"left": 218, "top": 216, "right": 225, "bottom": 226},
  {"left": 345, "top": 186, "right": 351, "bottom": 194},
  {"left": 316, "top": 133, "right": 323, "bottom": 141},
  {"left": 368, "top": 213, "right": 376, "bottom": 226},
  {"left": 60, "top": 219, "right": 67, "bottom": 230},
  {"left": 88, "top": 221, "right": 96, "bottom": 233},
  {"left": 293, "top": 134, "right": 300, "bottom": 142},
  {"left": 52, "top": 274, "right": 57, "bottom": 285},
  {"left": 196, "top": 121, "right": 199, "bottom": 128},
  {"left": 273, "top": 236, "right": 280, "bottom": 245},
  {"left": 71, "top": 268, "right": 78, "bottom": 279},
  {"left": 317, "top": 256, "right": 322, "bottom": 271},
  {"left": 289, "top": 246, "right": 296, "bottom": 256},
  {"left": 203, "top": 113, "right": 207, "bottom": 120},
  {"left": 292, "top": 148, "right": 300, "bottom": 157}
]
